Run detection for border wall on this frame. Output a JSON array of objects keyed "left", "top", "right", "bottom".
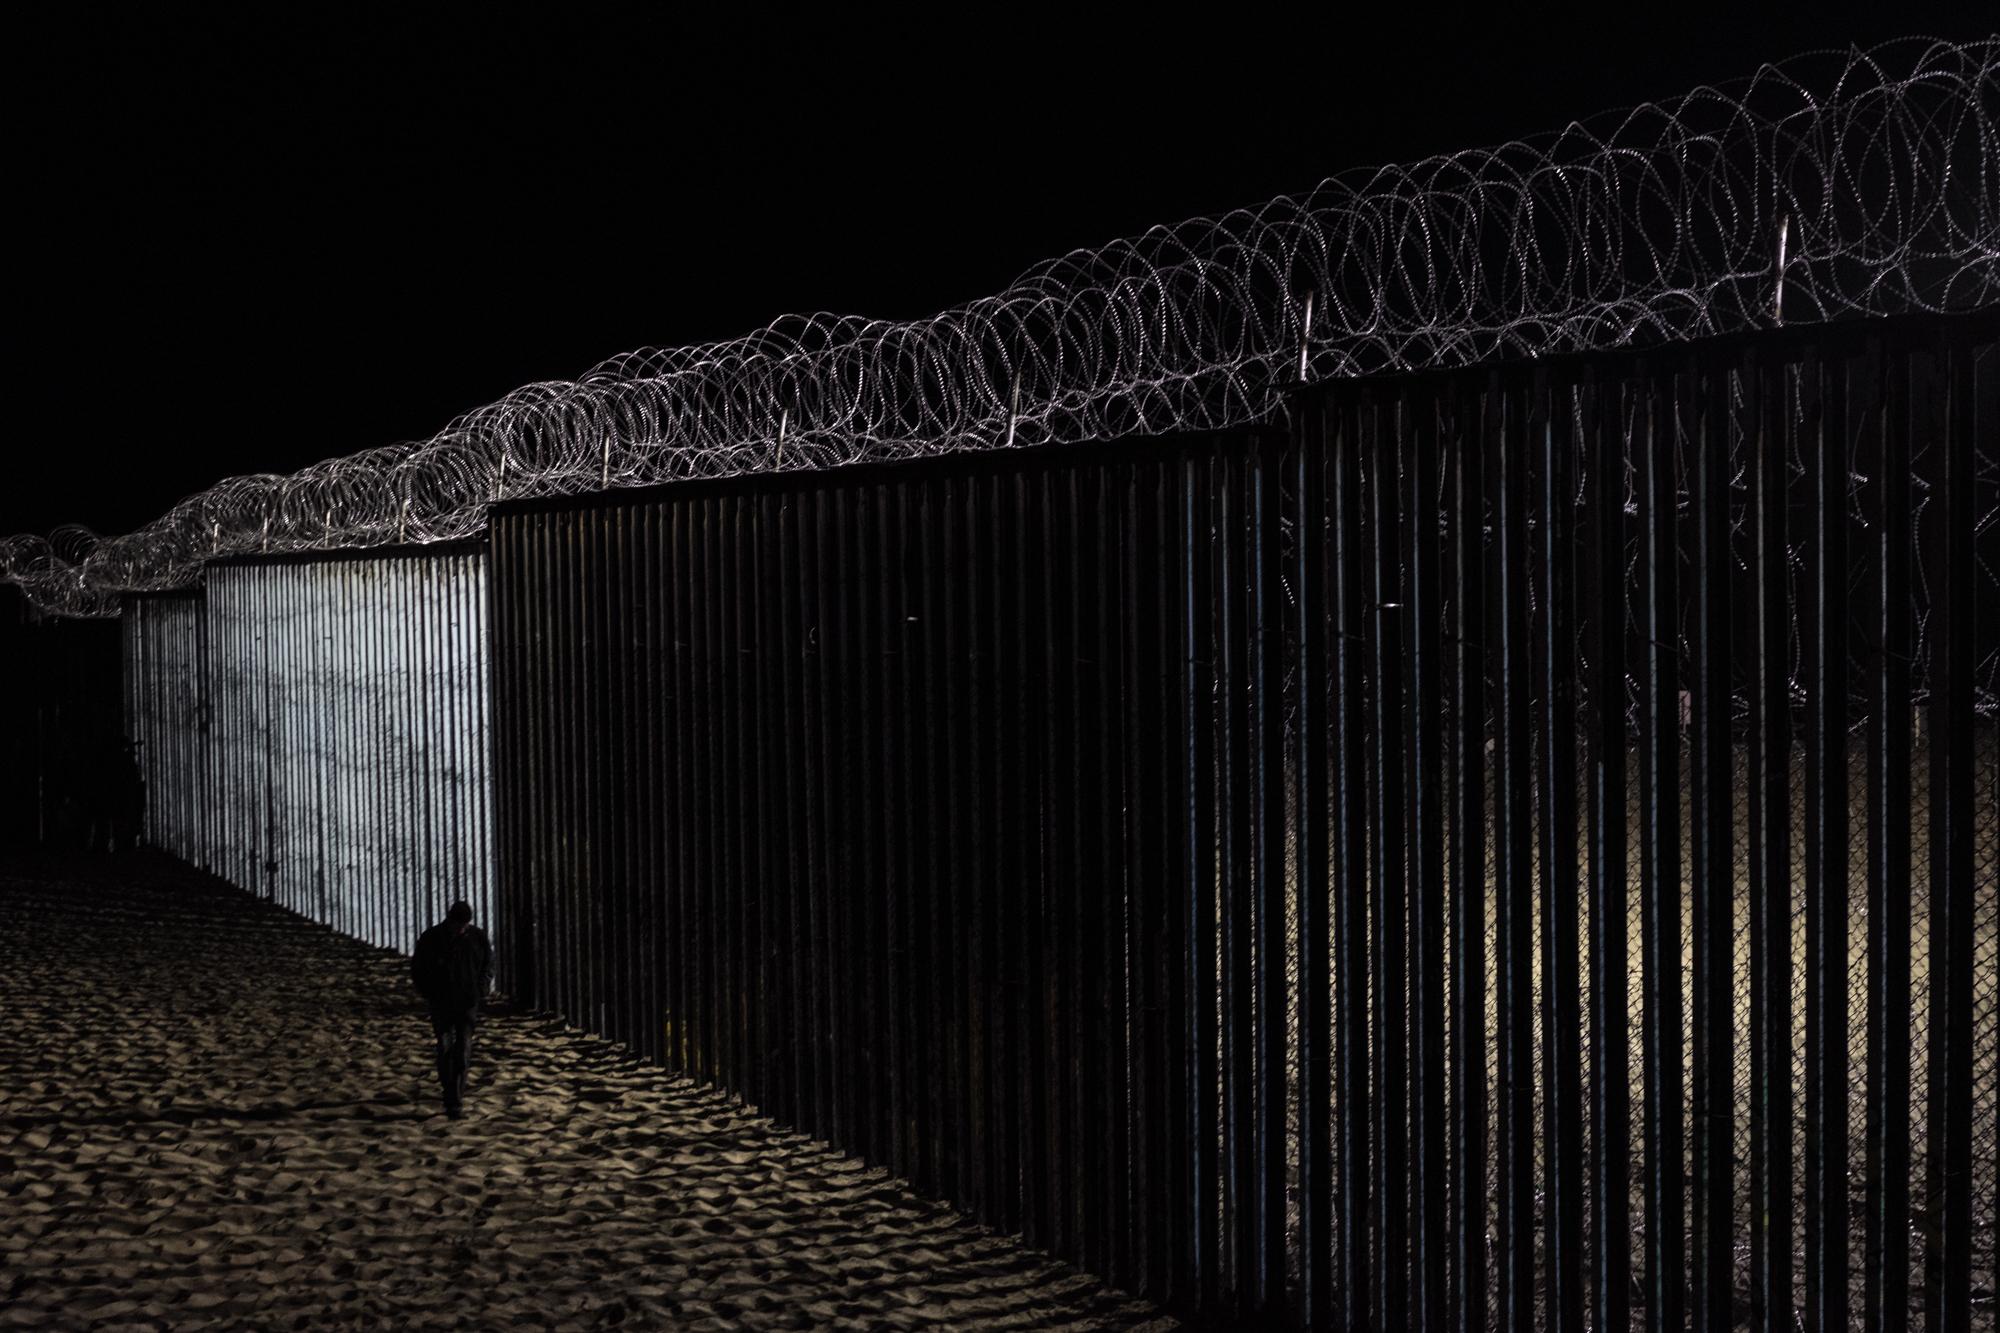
[
  {"left": 123, "top": 546, "right": 495, "bottom": 961},
  {"left": 488, "top": 310, "right": 1996, "bottom": 1328}
]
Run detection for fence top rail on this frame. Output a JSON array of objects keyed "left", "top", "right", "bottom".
[
  {"left": 487, "top": 427, "right": 1276, "bottom": 521},
  {"left": 202, "top": 537, "right": 490, "bottom": 573},
  {"left": 118, "top": 588, "right": 205, "bottom": 607},
  {"left": 117, "top": 539, "right": 491, "bottom": 604},
  {"left": 1287, "top": 306, "right": 1998, "bottom": 404}
]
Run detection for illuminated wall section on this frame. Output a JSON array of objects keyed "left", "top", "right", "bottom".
[{"left": 124, "top": 546, "right": 494, "bottom": 960}]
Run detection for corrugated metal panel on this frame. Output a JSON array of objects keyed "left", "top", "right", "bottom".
[
  {"left": 122, "top": 590, "right": 209, "bottom": 864},
  {"left": 123, "top": 548, "right": 494, "bottom": 963}
]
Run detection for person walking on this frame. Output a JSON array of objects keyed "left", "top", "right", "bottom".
[{"left": 411, "top": 900, "right": 493, "bottom": 1119}]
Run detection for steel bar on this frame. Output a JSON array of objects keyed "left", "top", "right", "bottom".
[
  {"left": 1802, "top": 349, "right": 1850, "bottom": 1333},
  {"left": 1045, "top": 467, "right": 1077, "bottom": 1263},
  {"left": 1330, "top": 395, "right": 1372, "bottom": 1330},
  {"left": 1250, "top": 438, "right": 1287, "bottom": 1314},
  {"left": 1747, "top": 346, "right": 1796, "bottom": 1330},
  {"left": 1920, "top": 332, "right": 1976, "bottom": 1333},
  {"left": 1183, "top": 450, "right": 1220, "bottom": 1311},
  {"left": 1118, "top": 462, "right": 1157, "bottom": 1295},
  {"left": 1000, "top": 470, "right": 1032, "bottom": 1238},
  {"left": 1154, "top": 454, "right": 1192, "bottom": 1310},
  {"left": 858, "top": 484, "right": 889, "bottom": 1168},
  {"left": 777, "top": 490, "right": 809, "bottom": 1128},
  {"left": 912, "top": 478, "right": 947, "bottom": 1197},
  {"left": 1535, "top": 370, "right": 1585, "bottom": 1333},
  {"left": 1368, "top": 393, "right": 1413, "bottom": 1329},
  {"left": 1688, "top": 353, "right": 1737, "bottom": 1333},
  {"left": 1491, "top": 372, "right": 1538, "bottom": 1333},
  {"left": 1217, "top": 446, "right": 1255, "bottom": 1312},
  {"left": 1634, "top": 371, "right": 1687, "bottom": 1333},
  {"left": 950, "top": 474, "right": 977, "bottom": 1207},
  {"left": 1294, "top": 403, "right": 1335, "bottom": 1328},
  {"left": 1447, "top": 381, "right": 1491, "bottom": 1333},
  {"left": 1582, "top": 371, "right": 1631, "bottom": 1333},
  {"left": 1403, "top": 385, "right": 1450, "bottom": 1333}
]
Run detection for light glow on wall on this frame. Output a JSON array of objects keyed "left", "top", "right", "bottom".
[{"left": 123, "top": 548, "right": 494, "bottom": 960}]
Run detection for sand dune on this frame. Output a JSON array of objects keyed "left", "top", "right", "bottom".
[{"left": 0, "top": 853, "right": 1175, "bottom": 1331}]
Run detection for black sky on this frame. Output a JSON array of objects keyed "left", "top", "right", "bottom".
[{"left": 12, "top": 4, "right": 1991, "bottom": 541}]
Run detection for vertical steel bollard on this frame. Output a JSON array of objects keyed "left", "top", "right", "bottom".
[
  {"left": 1583, "top": 372, "right": 1632, "bottom": 1333},
  {"left": 1535, "top": 371, "right": 1585, "bottom": 1333},
  {"left": 1406, "top": 384, "right": 1451, "bottom": 1333},
  {"left": 1330, "top": 395, "right": 1372, "bottom": 1329},
  {"left": 1747, "top": 346, "right": 1796, "bottom": 1330},
  {"left": 1635, "top": 371, "right": 1687, "bottom": 1333},
  {"left": 1802, "top": 349, "right": 1851, "bottom": 1333},
  {"left": 1920, "top": 330, "right": 1978, "bottom": 1333},
  {"left": 1688, "top": 354, "right": 1737, "bottom": 1333},
  {"left": 1183, "top": 450, "right": 1221, "bottom": 1312},
  {"left": 1447, "top": 382, "right": 1493, "bottom": 1333},
  {"left": 1367, "top": 393, "right": 1413, "bottom": 1328},
  {"left": 1491, "top": 371, "right": 1539, "bottom": 1333},
  {"left": 1293, "top": 407, "right": 1335, "bottom": 1329}
]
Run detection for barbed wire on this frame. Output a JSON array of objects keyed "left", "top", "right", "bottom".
[{"left": 3, "top": 35, "right": 1995, "bottom": 619}]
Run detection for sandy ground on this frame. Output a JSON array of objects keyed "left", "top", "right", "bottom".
[{"left": 0, "top": 853, "right": 1176, "bottom": 1332}]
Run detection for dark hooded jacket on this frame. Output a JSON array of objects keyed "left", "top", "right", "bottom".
[{"left": 412, "top": 921, "right": 493, "bottom": 1016}]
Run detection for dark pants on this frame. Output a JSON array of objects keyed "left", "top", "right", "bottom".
[{"left": 430, "top": 1009, "right": 476, "bottom": 1113}]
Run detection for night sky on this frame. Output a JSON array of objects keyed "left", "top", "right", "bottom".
[{"left": 12, "top": 4, "right": 1988, "bottom": 543}]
